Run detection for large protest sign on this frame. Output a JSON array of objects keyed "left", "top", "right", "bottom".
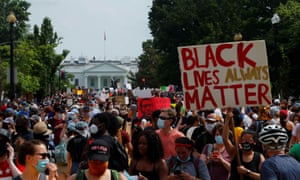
[
  {"left": 137, "top": 97, "right": 171, "bottom": 119},
  {"left": 178, "top": 40, "right": 272, "bottom": 110}
]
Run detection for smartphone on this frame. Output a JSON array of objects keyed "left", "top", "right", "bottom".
[
  {"left": 174, "top": 170, "right": 182, "bottom": 175},
  {"left": 45, "top": 168, "right": 49, "bottom": 175}
]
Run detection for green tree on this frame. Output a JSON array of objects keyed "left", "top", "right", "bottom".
[
  {"left": 30, "top": 17, "right": 69, "bottom": 99},
  {"left": 135, "top": 40, "right": 161, "bottom": 88},
  {"left": 0, "top": 0, "right": 31, "bottom": 100},
  {"left": 276, "top": 0, "right": 300, "bottom": 97},
  {"left": 148, "top": 0, "right": 292, "bottom": 95}
]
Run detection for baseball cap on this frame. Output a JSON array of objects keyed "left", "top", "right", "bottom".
[{"left": 88, "top": 139, "right": 110, "bottom": 162}]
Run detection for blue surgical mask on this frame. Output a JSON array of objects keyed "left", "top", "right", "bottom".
[
  {"left": 176, "top": 155, "right": 191, "bottom": 163},
  {"left": 35, "top": 159, "right": 49, "bottom": 173},
  {"left": 157, "top": 118, "right": 165, "bottom": 129},
  {"left": 215, "top": 135, "right": 223, "bottom": 144}
]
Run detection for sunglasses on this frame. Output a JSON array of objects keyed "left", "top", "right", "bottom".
[
  {"left": 35, "top": 153, "right": 50, "bottom": 159},
  {"left": 159, "top": 116, "right": 170, "bottom": 120}
]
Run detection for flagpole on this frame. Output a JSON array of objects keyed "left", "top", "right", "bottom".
[{"left": 104, "top": 31, "right": 106, "bottom": 61}]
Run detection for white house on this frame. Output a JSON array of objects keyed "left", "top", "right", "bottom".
[{"left": 61, "top": 56, "right": 138, "bottom": 90}]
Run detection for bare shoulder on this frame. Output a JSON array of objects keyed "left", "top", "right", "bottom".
[
  {"left": 119, "top": 172, "right": 127, "bottom": 180},
  {"left": 66, "top": 174, "right": 77, "bottom": 180},
  {"left": 157, "top": 159, "right": 168, "bottom": 169}
]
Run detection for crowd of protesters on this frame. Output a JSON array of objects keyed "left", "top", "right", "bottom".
[{"left": 0, "top": 91, "right": 300, "bottom": 180}]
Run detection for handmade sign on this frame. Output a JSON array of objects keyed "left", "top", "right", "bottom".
[{"left": 178, "top": 40, "right": 272, "bottom": 110}]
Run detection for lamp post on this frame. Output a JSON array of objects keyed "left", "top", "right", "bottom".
[
  {"left": 7, "top": 13, "right": 17, "bottom": 101},
  {"left": 271, "top": 13, "right": 280, "bottom": 96}
]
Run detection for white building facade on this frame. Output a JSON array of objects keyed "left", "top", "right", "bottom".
[{"left": 61, "top": 57, "right": 138, "bottom": 90}]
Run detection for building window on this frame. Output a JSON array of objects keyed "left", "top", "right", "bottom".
[
  {"left": 103, "top": 79, "right": 107, "bottom": 87},
  {"left": 90, "top": 78, "right": 95, "bottom": 87},
  {"left": 75, "top": 79, "right": 79, "bottom": 86}
]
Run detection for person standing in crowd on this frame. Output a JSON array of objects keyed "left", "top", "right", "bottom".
[
  {"left": 129, "top": 130, "right": 168, "bottom": 180},
  {"left": 15, "top": 114, "right": 34, "bottom": 141},
  {"left": 0, "top": 128, "right": 22, "bottom": 179},
  {"left": 259, "top": 124, "right": 300, "bottom": 179},
  {"left": 67, "top": 139, "right": 126, "bottom": 180},
  {"left": 67, "top": 121, "right": 88, "bottom": 175},
  {"left": 166, "top": 137, "right": 210, "bottom": 180},
  {"left": 48, "top": 106, "right": 65, "bottom": 146},
  {"left": 194, "top": 113, "right": 215, "bottom": 155},
  {"left": 88, "top": 112, "right": 129, "bottom": 172},
  {"left": 14, "top": 139, "right": 59, "bottom": 180},
  {"left": 81, "top": 106, "right": 91, "bottom": 123},
  {"left": 222, "top": 111, "right": 264, "bottom": 180},
  {"left": 289, "top": 113, "right": 300, "bottom": 148},
  {"left": 2, "top": 108, "right": 16, "bottom": 135},
  {"left": 200, "top": 123, "right": 231, "bottom": 180},
  {"left": 156, "top": 108, "right": 185, "bottom": 159},
  {"left": 33, "top": 121, "right": 56, "bottom": 162}
]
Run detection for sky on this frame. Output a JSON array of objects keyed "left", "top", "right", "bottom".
[{"left": 26, "top": 0, "right": 153, "bottom": 61}]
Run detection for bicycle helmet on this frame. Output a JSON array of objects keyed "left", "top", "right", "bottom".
[{"left": 258, "top": 124, "right": 288, "bottom": 150}]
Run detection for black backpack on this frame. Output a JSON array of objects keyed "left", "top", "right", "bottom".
[{"left": 109, "top": 137, "right": 129, "bottom": 171}]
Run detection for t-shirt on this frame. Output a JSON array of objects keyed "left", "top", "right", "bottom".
[
  {"left": 289, "top": 143, "right": 300, "bottom": 162},
  {"left": 166, "top": 156, "right": 210, "bottom": 180},
  {"left": 67, "top": 135, "right": 87, "bottom": 162},
  {"left": 0, "top": 161, "right": 12, "bottom": 180},
  {"left": 261, "top": 154, "right": 300, "bottom": 180},
  {"left": 202, "top": 144, "right": 231, "bottom": 180},
  {"left": 156, "top": 129, "right": 184, "bottom": 159}
]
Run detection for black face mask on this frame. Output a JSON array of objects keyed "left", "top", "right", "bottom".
[{"left": 241, "top": 142, "right": 255, "bottom": 151}]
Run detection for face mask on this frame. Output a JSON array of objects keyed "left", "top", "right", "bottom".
[
  {"left": 241, "top": 142, "right": 254, "bottom": 151},
  {"left": 176, "top": 155, "right": 191, "bottom": 163},
  {"left": 215, "top": 135, "right": 223, "bottom": 144},
  {"left": 35, "top": 159, "right": 49, "bottom": 173},
  {"left": 206, "top": 123, "right": 216, "bottom": 133},
  {"left": 88, "top": 161, "right": 108, "bottom": 176},
  {"left": 157, "top": 118, "right": 165, "bottom": 129}
]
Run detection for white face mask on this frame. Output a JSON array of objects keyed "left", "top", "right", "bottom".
[{"left": 206, "top": 123, "right": 216, "bottom": 133}]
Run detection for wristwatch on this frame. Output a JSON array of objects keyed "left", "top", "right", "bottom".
[{"left": 247, "top": 169, "right": 251, "bottom": 175}]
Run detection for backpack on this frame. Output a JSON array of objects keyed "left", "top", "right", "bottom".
[
  {"left": 76, "top": 169, "right": 119, "bottom": 180},
  {"left": 109, "top": 137, "right": 129, "bottom": 171},
  {"left": 167, "top": 156, "right": 200, "bottom": 178},
  {"left": 54, "top": 141, "right": 67, "bottom": 164}
]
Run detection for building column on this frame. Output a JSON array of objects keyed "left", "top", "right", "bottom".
[
  {"left": 84, "top": 76, "right": 88, "bottom": 88},
  {"left": 98, "top": 76, "right": 101, "bottom": 90}
]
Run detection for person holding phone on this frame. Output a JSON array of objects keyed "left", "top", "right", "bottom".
[
  {"left": 166, "top": 137, "right": 210, "bottom": 180},
  {"left": 14, "top": 140, "right": 59, "bottom": 180},
  {"left": 200, "top": 123, "right": 231, "bottom": 180}
]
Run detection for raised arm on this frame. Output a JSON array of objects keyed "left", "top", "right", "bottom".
[{"left": 222, "top": 112, "right": 236, "bottom": 160}]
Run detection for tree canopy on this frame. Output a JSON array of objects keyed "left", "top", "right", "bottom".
[
  {"left": 138, "top": 0, "right": 300, "bottom": 97},
  {"left": 0, "top": 0, "right": 69, "bottom": 101}
]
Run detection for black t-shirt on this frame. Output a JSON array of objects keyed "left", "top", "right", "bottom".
[{"left": 67, "top": 135, "right": 87, "bottom": 162}]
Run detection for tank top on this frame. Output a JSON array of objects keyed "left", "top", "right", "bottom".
[
  {"left": 132, "top": 161, "right": 160, "bottom": 180},
  {"left": 230, "top": 151, "right": 261, "bottom": 180}
]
